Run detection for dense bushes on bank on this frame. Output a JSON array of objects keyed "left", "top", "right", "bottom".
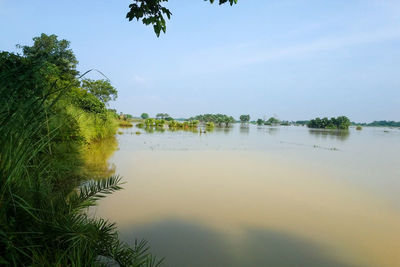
[{"left": 0, "top": 34, "right": 159, "bottom": 266}]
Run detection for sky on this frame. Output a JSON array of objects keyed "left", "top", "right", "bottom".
[{"left": 1, "top": 0, "right": 399, "bottom": 122}]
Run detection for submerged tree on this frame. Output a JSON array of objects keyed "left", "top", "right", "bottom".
[
  {"left": 307, "top": 116, "right": 351, "bottom": 130},
  {"left": 266, "top": 117, "right": 280, "bottom": 125},
  {"left": 240, "top": 114, "right": 250, "bottom": 123}
]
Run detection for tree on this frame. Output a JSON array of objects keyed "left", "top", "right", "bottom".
[
  {"left": 267, "top": 117, "right": 280, "bottom": 125},
  {"left": 18, "top": 33, "right": 79, "bottom": 83},
  {"left": 156, "top": 113, "right": 169, "bottom": 119},
  {"left": 81, "top": 79, "right": 117, "bottom": 105},
  {"left": 240, "top": 114, "right": 250, "bottom": 123},
  {"left": 141, "top": 112, "right": 149, "bottom": 119},
  {"left": 126, "top": 0, "right": 238, "bottom": 36},
  {"left": 224, "top": 116, "right": 235, "bottom": 127},
  {"left": 257, "top": 119, "right": 264, "bottom": 126}
]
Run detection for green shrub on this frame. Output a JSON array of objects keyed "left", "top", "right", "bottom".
[{"left": 0, "top": 37, "right": 160, "bottom": 266}]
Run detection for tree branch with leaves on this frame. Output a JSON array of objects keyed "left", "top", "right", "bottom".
[{"left": 126, "top": 0, "right": 238, "bottom": 36}]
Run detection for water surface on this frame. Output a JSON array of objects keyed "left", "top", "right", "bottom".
[{"left": 94, "top": 125, "right": 400, "bottom": 267}]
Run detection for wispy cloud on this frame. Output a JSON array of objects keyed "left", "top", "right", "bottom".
[{"left": 178, "top": 27, "right": 400, "bottom": 75}]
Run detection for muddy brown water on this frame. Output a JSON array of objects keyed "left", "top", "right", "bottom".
[{"left": 92, "top": 125, "right": 400, "bottom": 267}]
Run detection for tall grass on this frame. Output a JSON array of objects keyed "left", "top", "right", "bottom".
[
  {"left": 0, "top": 53, "right": 161, "bottom": 266},
  {"left": 66, "top": 104, "right": 119, "bottom": 143}
]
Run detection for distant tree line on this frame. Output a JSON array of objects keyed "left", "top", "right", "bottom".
[
  {"left": 307, "top": 116, "right": 350, "bottom": 130},
  {"left": 295, "top": 120, "right": 309, "bottom": 125},
  {"left": 352, "top": 120, "right": 400, "bottom": 127}
]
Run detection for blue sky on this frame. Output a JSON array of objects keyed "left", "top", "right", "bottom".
[{"left": 1, "top": 0, "right": 399, "bottom": 121}]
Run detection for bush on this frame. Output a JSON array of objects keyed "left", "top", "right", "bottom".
[
  {"left": 0, "top": 37, "right": 160, "bottom": 266},
  {"left": 308, "top": 116, "right": 351, "bottom": 130}
]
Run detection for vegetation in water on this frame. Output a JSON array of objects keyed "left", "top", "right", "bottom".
[
  {"left": 189, "top": 114, "right": 235, "bottom": 127},
  {"left": 307, "top": 116, "right": 351, "bottom": 130},
  {"left": 239, "top": 114, "right": 250, "bottom": 123},
  {"left": 352, "top": 120, "right": 400, "bottom": 127},
  {"left": 0, "top": 34, "right": 160, "bottom": 266},
  {"left": 255, "top": 117, "right": 283, "bottom": 126},
  {"left": 119, "top": 120, "right": 134, "bottom": 127},
  {"left": 367, "top": 121, "right": 400, "bottom": 127}
]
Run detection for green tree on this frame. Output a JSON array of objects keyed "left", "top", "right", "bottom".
[
  {"left": 307, "top": 116, "right": 351, "bottom": 130},
  {"left": 126, "top": 0, "right": 238, "bottom": 36},
  {"left": 18, "top": 33, "right": 79, "bottom": 83},
  {"left": 141, "top": 112, "right": 149, "bottom": 119},
  {"left": 257, "top": 119, "right": 264, "bottom": 126},
  {"left": 240, "top": 114, "right": 250, "bottom": 123},
  {"left": 267, "top": 117, "right": 280, "bottom": 125},
  {"left": 156, "top": 113, "right": 169, "bottom": 119},
  {"left": 81, "top": 78, "right": 117, "bottom": 105}
]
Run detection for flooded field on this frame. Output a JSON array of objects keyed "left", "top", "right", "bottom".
[{"left": 93, "top": 125, "right": 400, "bottom": 267}]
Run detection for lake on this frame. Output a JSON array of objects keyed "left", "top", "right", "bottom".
[{"left": 93, "top": 125, "right": 400, "bottom": 267}]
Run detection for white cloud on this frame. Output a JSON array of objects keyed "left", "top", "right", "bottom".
[{"left": 178, "top": 27, "right": 400, "bottom": 75}]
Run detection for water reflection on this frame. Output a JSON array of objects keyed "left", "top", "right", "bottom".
[
  {"left": 213, "top": 126, "right": 233, "bottom": 134},
  {"left": 256, "top": 126, "right": 279, "bottom": 135},
  {"left": 239, "top": 125, "right": 250, "bottom": 135},
  {"left": 83, "top": 136, "right": 118, "bottom": 179},
  {"left": 122, "top": 220, "right": 355, "bottom": 267},
  {"left": 308, "top": 129, "right": 350, "bottom": 141}
]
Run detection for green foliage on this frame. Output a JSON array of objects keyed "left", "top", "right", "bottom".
[
  {"left": 144, "top": 118, "right": 156, "bottom": 127},
  {"left": 155, "top": 119, "right": 166, "bottom": 127},
  {"left": 156, "top": 113, "right": 169, "bottom": 119},
  {"left": 82, "top": 78, "right": 117, "bottom": 105},
  {"left": 367, "top": 120, "right": 400, "bottom": 127},
  {"left": 240, "top": 114, "right": 250, "bottom": 123},
  {"left": 206, "top": 121, "right": 215, "bottom": 128},
  {"left": 266, "top": 117, "right": 280, "bottom": 125},
  {"left": 307, "top": 116, "right": 351, "bottom": 130},
  {"left": 190, "top": 113, "right": 235, "bottom": 127},
  {"left": 256, "top": 119, "right": 264, "bottom": 126},
  {"left": 126, "top": 0, "right": 237, "bottom": 36},
  {"left": 119, "top": 120, "right": 134, "bottom": 127},
  {"left": 69, "top": 86, "right": 106, "bottom": 114},
  {"left": 356, "top": 126, "right": 362, "bottom": 130},
  {"left": 141, "top": 112, "right": 149, "bottom": 119},
  {"left": 0, "top": 35, "right": 159, "bottom": 266},
  {"left": 18, "top": 33, "right": 79, "bottom": 83}
]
